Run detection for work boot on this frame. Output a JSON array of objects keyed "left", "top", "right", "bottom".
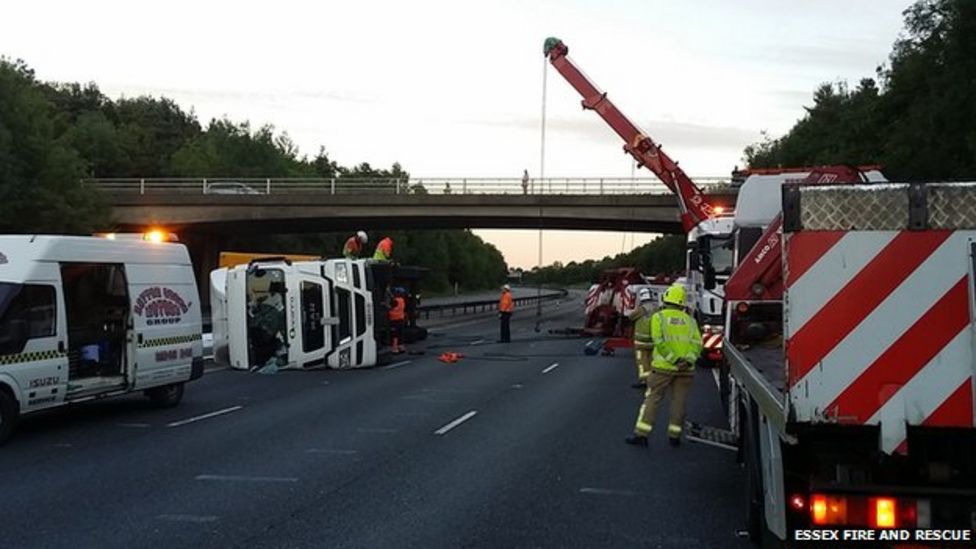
[
  {"left": 668, "top": 436, "right": 681, "bottom": 447},
  {"left": 624, "top": 435, "right": 648, "bottom": 447},
  {"left": 631, "top": 381, "right": 646, "bottom": 389}
]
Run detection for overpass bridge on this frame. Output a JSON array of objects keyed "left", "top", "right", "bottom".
[
  {"left": 94, "top": 176, "right": 736, "bottom": 235},
  {"left": 91, "top": 176, "right": 737, "bottom": 301}
]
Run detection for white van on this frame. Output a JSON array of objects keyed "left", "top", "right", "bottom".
[{"left": 0, "top": 235, "right": 203, "bottom": 444}]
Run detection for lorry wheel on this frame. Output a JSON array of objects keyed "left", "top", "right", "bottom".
[
  {"left": 0, "top": 388, "right": 19, "bottom": 446},
  {"left": 743, "top": 402, "right": 764, "bottom": 542},
  {"left": 147, "top": 383, "right": 184, "bottom": 408}
]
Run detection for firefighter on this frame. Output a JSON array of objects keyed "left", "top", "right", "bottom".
[
  {"left": 388, "top": 287, "right": 407, "bottom": 353},
  {"left": 373, "top": 236, "right": 394, "bottom": 261},
  {"left": 498, "top": 284, "right": 514, "bottom": 342},
  {"left": 626, "top": 283, "right": 702, "bottom": 447},
  {"left": 342, "top": 231, "right": 368, "bottom": 258},
  {"left": 627, "top": 288, "right": 656, "bottom": 389}
]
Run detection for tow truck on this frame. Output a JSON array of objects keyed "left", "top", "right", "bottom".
[
  {"left": 544, "top": 37, "right": 733, "bottom": 363},
  {"left": 718, "top": 174, "right": 976, "bottom": 544},
  {"left": 210, "top": 257, "right": 426, "bottom": 371}
]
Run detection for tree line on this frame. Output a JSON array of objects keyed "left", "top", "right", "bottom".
[
  {"left": 523, "top": 235, "right": 685, "bottom": 286},
  {"left": 0, "top": 59, "right": 507, "bottom": 293},
  {"left": 745, "top": 0, "right": 976, "bottom": 180}
]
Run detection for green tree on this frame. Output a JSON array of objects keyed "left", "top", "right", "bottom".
[
  {"left": 745, "top": 0, "right": 976, "bottom": 181},
  {"left": 0, "top": 58, "right": 108, "bottom": 233}
]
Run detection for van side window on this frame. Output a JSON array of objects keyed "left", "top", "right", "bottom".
[
  {"left": 300, "top": 281, "right": 325, "bottom": 353},
  {"left": 0, "top": 283, "right": 57, "bottom": 356}
]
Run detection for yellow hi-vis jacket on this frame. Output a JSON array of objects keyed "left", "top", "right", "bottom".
[
  {"left": 632, "top": 307, "right": 654, "bottom": 348},
  {"left": 650, "top": 307, "right": 703, "bottom": 374}
]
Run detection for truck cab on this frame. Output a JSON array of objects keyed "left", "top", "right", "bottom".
[{"left": 211, "top": 258, "right": 425, "bottom": 371}]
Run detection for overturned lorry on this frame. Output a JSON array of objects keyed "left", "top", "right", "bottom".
[{"left": 210, "top": 257, "right": 427, "bottom": 371}]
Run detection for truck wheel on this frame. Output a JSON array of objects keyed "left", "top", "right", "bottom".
[
  {"left": 743, "top": 401, "right": 764, "bottom": 542},
  {"left": 0, "top": 388, "right": 19, "bottom": 446},
  {"left": 147, "top": 383, "right": 184, "bottom": 408}
]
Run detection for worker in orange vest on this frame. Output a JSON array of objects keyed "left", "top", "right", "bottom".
[
  {"left": 342, "top": 231, "right": 368, "bottom": 258},
  {"left": 498, "top": 284, "right": 514, "bottom": 342},
  {"left": 373, "top": 236, "right": 394, "bottom": 261},
  {"left": 388, "top": 287, "right": 407, "bottom": 353}
]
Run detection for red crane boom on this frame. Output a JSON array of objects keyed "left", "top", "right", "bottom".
[{"left": 544, "top": 37, "right": 716, "bottom": 232}]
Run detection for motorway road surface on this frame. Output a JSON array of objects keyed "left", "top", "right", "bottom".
[{"left": 0, "top": 293, "right": 749, "bottom": 548}]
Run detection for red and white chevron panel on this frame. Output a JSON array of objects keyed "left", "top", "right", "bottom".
[
  {"left": 703, "top": 333, "right": 723, "bottom": 350},
  {"left": 784, "top": 229, "right": 975, "bottom": 454}
]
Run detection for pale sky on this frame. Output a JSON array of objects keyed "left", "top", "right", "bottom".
[{"left": 1, "top": 0, "right": 910, "bottom": 268}]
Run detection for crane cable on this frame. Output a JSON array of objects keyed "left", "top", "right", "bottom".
[{"left": 535, "top": 56, "right": 548, "bottom": 332}]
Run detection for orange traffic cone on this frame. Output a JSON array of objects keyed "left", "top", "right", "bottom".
[{"left": 438, "top": 352, "right": 465, "bottom": 363}]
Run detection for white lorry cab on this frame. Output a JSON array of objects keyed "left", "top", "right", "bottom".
[
  {"left": 0, "top": 235, "right": 204, "bottom": 444},
  {"left": 212, "top": 257, "right": 392, "bottom": 371}
]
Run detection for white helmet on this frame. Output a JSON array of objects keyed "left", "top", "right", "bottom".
[
  {"left": 357, "top": 230, "right": 368, "bottom": 243},
  {"left": 637, "top": 288, "right": 653, "bottom": 302}
]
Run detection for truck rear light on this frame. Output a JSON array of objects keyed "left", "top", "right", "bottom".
[
  {"left": 811, "top": 494, "right": 847, "bottom": 526},
  {"left": 871, "top": 497, "right": 897, "bottom": 528}
]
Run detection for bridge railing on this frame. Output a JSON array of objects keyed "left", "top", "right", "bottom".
[{"left": 86, "top": 177, "right": 732, "bottom": 196}]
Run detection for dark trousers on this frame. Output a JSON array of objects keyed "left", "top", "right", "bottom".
[{"left": 499, "top": 312, "right": 511, "bottom": 342}]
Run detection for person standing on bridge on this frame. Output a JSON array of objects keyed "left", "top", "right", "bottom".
[
  {"left": 498, "top": 284, "right": 514, "bottom": 342},
  {"left": 373, "top": 236, "right": 394, "bottom": 261},
  {"left": 342, "top": 231, "right": 368, "bottom": 258},
  {"left": 521, "top": 169, "right": 529, "bottom": 195},
  {"left": 626, "top": 283, "right": 702, "bottom": 448}
]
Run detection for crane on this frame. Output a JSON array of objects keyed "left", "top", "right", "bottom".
[{"left": 543, "top": 37, "right": 720, "bottom": 232}]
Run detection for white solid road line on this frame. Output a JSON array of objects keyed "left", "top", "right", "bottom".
[
  {"left": 542, "top": 362, "right": 559, "bottom": 374},
  {"left": 195, "top": 474, "right": 299, "bottom": 483},
  {"left": 434, "top": 410, "right": 478, "bottom": 435},
  {"left": 470, "top": 338, "right": 486, "bottom": 345},
  {"left": 578, "top": 487, "right": 638, "bottom": 496},
  {"left": 381, "top": 360, "right": 412, "bottom": 370},
  {"left": 156, "top": 514, "right": 218, "bottom": 523},
  {"left": 167, "top": 405, "right": 243, "bottom": 428},
  {"left": 711, "top": 369, "right": 721, "bottom": 392}
]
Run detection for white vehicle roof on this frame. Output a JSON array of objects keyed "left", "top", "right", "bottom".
[
  {"left": 735, "top": 170, "right": 886, "bottom": 228},
  {"left": 0, "top": 235, "right": 192, "bottom": 281},
  {"left": 688, "top": 216, "right": 735, "bottom": 239}
]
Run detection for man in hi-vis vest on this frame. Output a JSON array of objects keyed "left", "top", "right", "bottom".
[
  {"left": 626, "top": 284, "right": 702, "bottom": 447},
  {"left": 627, "top": 288, "right": 657, "bottom": 389}
]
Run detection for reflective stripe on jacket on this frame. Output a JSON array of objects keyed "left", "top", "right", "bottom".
[
  {"left": 650, "top": 307, "right": 702, "bottom": 374},
  {"left": 499, "top": 291, "right": 514, "bottom": 313}
]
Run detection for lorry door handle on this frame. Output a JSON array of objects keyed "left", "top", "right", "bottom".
[{"left": 58, "top": 341, "right": 65, "bottom": 353}]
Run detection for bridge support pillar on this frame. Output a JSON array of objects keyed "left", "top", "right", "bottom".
[{"left": 180, "top": 232, "right": 225, "bottom": 320}]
